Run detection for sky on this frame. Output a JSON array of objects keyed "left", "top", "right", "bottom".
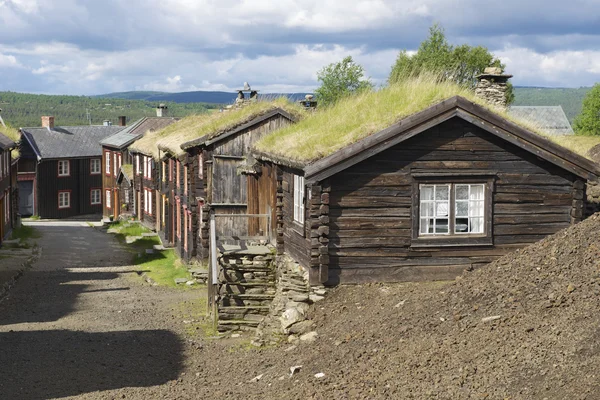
[{"left": 0, "top": 0, "right": 599, "bottom": 95}]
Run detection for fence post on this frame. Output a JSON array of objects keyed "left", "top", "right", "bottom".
[{"left": 209, "top": 210, "right": 219, "bottom": 329}]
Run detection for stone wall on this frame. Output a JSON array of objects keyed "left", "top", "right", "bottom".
[
  {"left": 215, "top": 247, "right": 276, "bottom": 332},
  {"left": 585, "top": 179, "right": 600, "bottom": 217},
  {"left": 253, "top": 254, "right": 327, "bottom": 346}
]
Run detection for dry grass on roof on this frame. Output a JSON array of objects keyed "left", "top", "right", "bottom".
[
  {"left": 255, "top": 75, "right": 599, "bottom": 164},
  {"left": 1, "top": 125, "right": 21, "bottom": 158},
  {"left": 131, "top": 98, "right": 304, "bottom": 159}
]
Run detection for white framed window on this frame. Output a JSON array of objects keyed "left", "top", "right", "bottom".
[
  {"left": 106, "top": 190, "right": 112, "bottom": 208},
  {"left": 105, "top": 151, "right": 111, "bottom": 175},
  {"left": 184, "top": 165, "right": 188, "bottom": 194},
  {"left": 148, "top": 190, "right": 153, "bottom": 215},
  {"left": 293, "top": 175, "right": 305, "bottom": 224},
  {"left": 58, "top": 160, "right": 70, "bottom": 177},
  {"left": 146, "top": 157, "right": 152, "bottom": 179},
  {"left": 113, "top": 153, "right": 118, "bottom": 177},
  {"left": 91, "top": 189, "right": 101, "bottom": 205},
  {"left": 58, "top": 191, "right": 70, "bottom": 209},
  {"left": 136, "top": 154, "right": 140, "bottom": 175},
  {"left": 144, "top": 189, "right": 148, "bottom": 213},
  {"left": 90, "top": 159, "right": 101, "bottom": 174},
  {"left": 118, "top": 153, "right": 122, "bottom": 174},
  {"left": 198, "top": 153, "right": 203, "bottom": 179},
  {"left": 419, "top": 183, "right": 486, "bottom": 236}
]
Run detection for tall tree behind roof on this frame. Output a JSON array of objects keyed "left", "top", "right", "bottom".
[{"left": 314, "top": 56, "right": 373, "bottom": 107}]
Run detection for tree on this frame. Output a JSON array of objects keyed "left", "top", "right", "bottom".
[
  {"left": 389, "top": 24, "right": 513, "bottom": 103},
  {"left": 314, "top": 56, "right": 373, "bottom": 107},
  {"left": 574, "top": 83, "right": 600, "bottom": 135}
]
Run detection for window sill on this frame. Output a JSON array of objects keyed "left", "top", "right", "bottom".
[
  {"left": 410, "top": 236, "right": 493, "bottom": 248},
  {"left": 291, "top": 220, "right": 305, "bottom": 237}
]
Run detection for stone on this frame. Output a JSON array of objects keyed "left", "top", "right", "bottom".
[
  {"left": 292, "top": 294, "right": 309, "bottom": 302},
  {"left": 288, "top": 320, "right": 315, "bottom": 335},
  {"left": 107, "top": 228, "right": 119, "bottom": 234},
  {"left": 243, "top": 272, "right": 255, "bottom": 280},
  {"left": 567, "top": 284, "right": 576, "bottom": 293},
  {"left": 299, "top": 331, "right": 318, "bottom": 343},
  {"left": 314, "top": 372, "right": 325, "bottom": 379},
  {"left": 481, "top": 315, "right": 501, "bottom": 323},
  {"left": 313, "top": 289, "right": 327, "bottom": 296},
  {"left": 153, "top": 244, "right": 166, "bottom": 251},
  {"left": 280, "top": 308, "right": 303, "bottom": 329},
  {"left": 186, "top": 280, "right": 195, "bottom": 286},
  {"left": 141, "top": 232, "right": 158, "bottom": 237},
  {"left": 309, "top": 294, "right": 325, "bottom": 303},
  {"left": 174, "top": 278, "right": 188, "bottom": 285}
]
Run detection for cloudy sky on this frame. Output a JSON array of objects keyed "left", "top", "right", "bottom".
[{"left": 0, "top": 0, "right": 599, "bottom": 95}]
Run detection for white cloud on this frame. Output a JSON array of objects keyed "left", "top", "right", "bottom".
[{"left": 0, "top": 52, "right": 22, "bottom": 68}]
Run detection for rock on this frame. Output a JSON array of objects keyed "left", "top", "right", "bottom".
[
  {"left": 481, "top": 315, "right": 501, "bottom": 323},
  {"left": 281, "top": 308, "right": 303, "bottom": 330},
  {"left": 289, "top": 365, "right": 302, "bottom": 377},
  {"left": 186, "top": 280, "right": 195, "bottom": 286},
  {"left": 107, "top": 228, "right": 119, "bottom": 234},
  {"left": 284, "top": 345, "right": 297, "bottom": 352},
  {"left": 249, "top": 374, "right": 264, "bottom": 383},
  {"left": 288, "top": 320, "right": 315, "bottom": 335},
  {"left": 299, "top": 331, "right": 318, "bottom": 343},
  {"left": 315, "top": 372, "right": 325, "bottom": 379},
  {"left": 174, "top": 278, "right": 188, "bottom": 285},
  {"left": 567, "top": 284, "right": 576, "bottom": 293},
  {"left": 309, "top": 294, "right": 325, "bottom": 303},
  {"left": 394, "top": 300, "right": 407, "bottom": 307},
  {"left": 243, "top": 272, "right": 255, "bottom": 280},
  {"left": 313, "top": 289, "right": 327, "bottom": 296},
  {"left": 231, "top": 333, "right": 241, "bottom": 338},
  {"left": 288, "top": 335, "right": 299, "bottom": 344}
]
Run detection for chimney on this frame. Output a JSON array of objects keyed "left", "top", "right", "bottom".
[
  {"left": 475, "top": 67, "right": 513, "bottom": 108},
  {"left": 103, "top": 120, "right": 112, "bottom": 126},
  {"left": 41, "top": 116, "right": 55, "bottom": 129},
  {"left": 298, "top": 94, "right": 317, "bottom": 110},
  {"left": 118, "top": 116, "right": 127, "bottom": 126},
  {"left": 156, "top": 104, "right": 168, "bottom": 117}
]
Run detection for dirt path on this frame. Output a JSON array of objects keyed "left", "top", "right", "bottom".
[{"left": 0, "top": 223, "right": 205, "bottom": 400}]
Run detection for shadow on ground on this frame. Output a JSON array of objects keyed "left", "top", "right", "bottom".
[{"left": 0, "top": 329, "right": 183, "bottom": 399}]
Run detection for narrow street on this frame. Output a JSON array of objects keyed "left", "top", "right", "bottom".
[{"left": 0, "top": 222, "right": 203, "bottom": 400}]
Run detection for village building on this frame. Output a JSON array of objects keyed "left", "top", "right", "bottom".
[
  {"left": 18, "top": 117, "right": 125, "bottom": 219},
  {"left": 100, "top": 108, "right": 178, "bottom": 220},
  {"left": 251, "top": 78, "right": 600, "bottom": 285},
  {"left": 0, "top": 127, "right": 19, "bottom": 242}
]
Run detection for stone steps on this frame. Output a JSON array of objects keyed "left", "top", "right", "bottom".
[{"left": 217, "top": 319, "right": 261, "bottom": 331}]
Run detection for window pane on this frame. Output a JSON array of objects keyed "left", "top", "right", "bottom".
[
  {"left": 420, "top": 202, "right": 434, "bottom": 217},
  {"left": 470, "top": 217, "right": 484, "bottom": 233},
  {"left": 470, "top": 184, "right": 484, "bottom": 200},
  {"left": 456, "top": 185, "right": 469, "bottom": 200},
  {"left": 435, "top": 185, "right": 449, "bottom": 200},
  {"left": 436, "top": 202, "right": 448, "bottom": 217},
  {"left": 435, "top": 218, "right": 449, "bottom": 233},
  {"left": 470, "top": 200, "right": 484, "bottom": 217},
  {"left": 455, "top": 217, "right": 469, "bottom": 233},
  {"left": 456, "top": 200, "right": 468, "bottom": 217},
  {"left": 421, "top": 185, "right": 434, "bottom": 201}
]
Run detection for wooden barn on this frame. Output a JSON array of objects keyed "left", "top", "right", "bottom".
[
  {"left": 147, "top": 100, "right": 301, "bottom": 261},
  {"left": 100, "top": 111, "right": 178, "bottom": 219},
  {"left": 252, "top": 86, "right": 600, "bottom": 285},
  {"left": 19, "top": 117, "right": 125, "bottom": 219}
]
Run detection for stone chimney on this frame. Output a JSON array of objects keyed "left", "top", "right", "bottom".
[
  {"left": 475, "top": 67, "right": 513, "bottom": 108},
  {"left": 118, "top": 116, "right": 127, "bottom": 126},
  {"left": 156, "top": 104, "right": 168, "bottom": 117},
  {"left": 41, "top": 116, "right": 55, "bottom": 129}
]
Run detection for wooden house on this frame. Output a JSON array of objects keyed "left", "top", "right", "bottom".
[
  {"left": 143, "top": 101, "right": 300, "bottom": 261},
  {"left": 18, "top": 117, "right": 125, "bottom": 219},
  {"left": 251, "top": 88, "right": 600, "bottom": 285},
  {"left": 0, "top": 128, "right": 18, "bottom": 241},
  {"left": 100, "top": 113, "right": 178, "bottom": 219},
  {"left": 116, "top": 164, "right": 134, "bottom": 215}
]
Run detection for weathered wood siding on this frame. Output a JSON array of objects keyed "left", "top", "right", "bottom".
[
  {"left": 326, "top": 117, "right": 580, "bottom": 284},
  {"left": 281, "top": 167, "right": 311, "bottom": 268},
  {"left": 248, "top": 163, "right": 277, "bottom": 241}
]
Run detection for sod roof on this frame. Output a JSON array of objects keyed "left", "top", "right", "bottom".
[
  {"left": 129, "top": 98, "right": 304, "bottom": 159},
  {"left": 254, "top": 76, "right": 600, "bottom": 166}
]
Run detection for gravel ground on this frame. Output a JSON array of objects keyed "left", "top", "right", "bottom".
[{"left": 2, "top": 216, "right": 600, "bottom": 400}]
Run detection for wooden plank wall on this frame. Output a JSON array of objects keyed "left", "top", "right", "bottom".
[
  {"left": 326, "top": 117, "right": 579, "bottom": 284},
  {"left": 281, "top": 168, "right": 311, "bottom": 268}
]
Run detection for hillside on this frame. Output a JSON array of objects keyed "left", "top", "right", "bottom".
[
  {"left": 512, "top": 86, "right": 590, "bottom": 122},
  {"left": 95, "top": 90, "right": 312, "bottom": 104},
  {"left": 0, "top": 92, "right": 219, "bottom": 128}
]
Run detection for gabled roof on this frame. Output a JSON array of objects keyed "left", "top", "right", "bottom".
[
  {"left": 508, "top": 106, "right": 574, "bottom": 136},
  {"left": 256, "top": 96, "right": 600, "bottom": 183},
  {"left": 21, "top": 125, "right": 125, "bottom": 160},
  {"left": 117, "top": 163, "right": 133, "bottom": 184},
  {"left": 100, "top": 117, "right": 179, "bottom": 149}
]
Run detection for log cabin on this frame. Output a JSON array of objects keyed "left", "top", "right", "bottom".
[
  {"left": 251, "top": 79, "right": 600, "bottom": 285},
  {"left": 100, "top": 111, "right": 178, "bottom": 220},
  {"left": 18, "top": 117, "right": 125, "bottom": 219},
  {"left": 139, "top": 99, "right": 301, "bottom": 261},
  {"left": 0, "top": 127, "right": 18, "bottom": 242}
]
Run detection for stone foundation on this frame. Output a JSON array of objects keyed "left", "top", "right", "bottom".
[{"left": 586, "top": 179, "right": 600, "bottom": 217}]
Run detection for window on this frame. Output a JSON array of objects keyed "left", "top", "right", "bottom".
[
  {"left": 148, "top": 189, "right": 153, "bottom": 215},
  {"left": 419, "top": 183, "right": 485, "bottom": 236},
  {"left": 113, "top": 153, "right": 118, "bottom": 177},
  {"left": 58, "top": 191, "right": 70, "bottom": 209},
  {"left": 293, "top": 175, "right": 305, "bottom": 224},
  {"left": 106, "top": 190, "right": 112, "bottom": 208},
  {"left": 198, "top": 153, "right": 203, "bottom": 179},
  {"left": 184, "top": 165, "right": 188, "bottom": 194},
  {"left": 118, "top": 154, "right": 122, "bottom": 175},
  {"left": 124, "top": 188, "right": 129, "bottom": 203},
  {"left": 91, "top": 189, "right": 101, "bottom": 205},
  {"left": 176, "top": 161, "right": 181, "bottom": 188},
  {"left": 169, "top": 159, "right": 173, "bottom": 182},
  {"left": 135, "top": 154, "right": 140, "bottom": 175},
  {"left": 105, "top": 151, "right": 111, "bottom": 175},
  {"left": 58, "top": 160, "right": 70, "bottom": 177},
  {"left": 144, "top": 189, "right": 153, "bottom": 214},
  {"left": 162, "top": 161, "right": 166, "bottom": 182},
  {"left": 90, "top": 159, "right": 101, "bottom": 175}
]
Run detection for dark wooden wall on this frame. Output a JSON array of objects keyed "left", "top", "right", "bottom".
[
  {"left": 37, "top": 158, "right": 103, "bottom": 219},
  {"left": 324, "top": 117, "right": 580, "bottom": 284},
  {"left": 281, "top": 167, "right": 311, "bottom": 268}
]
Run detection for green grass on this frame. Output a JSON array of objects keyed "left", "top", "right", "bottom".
[
  {"left": 11, "top": 225, "right": 41, "bottom": 241},
  {"left": 175, "top": 297, "right": 218, "bottom": 338}
]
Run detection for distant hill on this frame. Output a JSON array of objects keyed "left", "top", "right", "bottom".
[
  {"left": 95, "top": 91, "right": 312, "bottom": 104},
  {"left": 512, "top": 87, "right": 590, "bottom": 123},
  {"left": 0, "top": 91, "right": 219, "bottom": 128}
]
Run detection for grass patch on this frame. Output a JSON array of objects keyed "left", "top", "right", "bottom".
[
  {"left": 543, "top": 134, "right": 600, "bottom": 160},
  {"left": 11, "top": 225, "right": 41, "bottom": 241},
  {"left": 175, "top": 297, "right": 218, "bottom": 338},
  {"left": 134, "top": 249, "right": 191, "bottom": 288}
]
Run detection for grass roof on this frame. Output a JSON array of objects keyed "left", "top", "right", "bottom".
[
  {"left": 254, "top": 75, "right": 600, "bottom": 164},
  {"left": 0, "top": 125, "right": 20, "bottom": 158},
  {"left": 129, "top": 98, "right": 304, "bottom": 159},
  {"left": 120, "top": 163, "right": 133, "bottom": 180}
]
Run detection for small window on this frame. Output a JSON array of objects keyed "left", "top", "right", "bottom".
[
  {"left": 293, "top": 175, "right": 305, "bottom": 224},
  {"left": 418, "top": 182, "right": 487, "bottom": 237},
  {"left": 58, "top": 160, "right": 70, "bottom": 177},
  {"left": 124, "top": 188, "right": 129, "bottom": 203},
  {"left": 90, "top": 159, "right": 101, "bottom": 175},
  {"left": 106, "top": 190, "right": 112, "bottom": 209},
  {"left": 148, "top": 189, "right": 153, "bottom": 215},
  {"left": 135, "top": 154, "right": 140, "bottom": 175},
  {"left": 91, "top": 189, "right": 101, "bottom": 205},
  {"left": 146, "top": 157, "right": 152, "bottom": 179},
  {"left": 169, "top": 159, "right": 173, "bottom": 182},
  {"left": 198, "top": 153, "right": 203, "bottom": 179},
  {"left": 184, "top": 165, "right": 188, "bottom": 194},
  {"left": 58, "top": 191, "right": 70, "bottom": 209},
  {"left": 162, "top": 161, "right": 166, "bottom": 182},
  {"left": 176, "top": 161, "right": 181, "bottom": 188},
  {"left": 113, "top": 153, "right": 118, "bottom": 177},
  {"left": 105, "top": 151, "right": 111, "bottom": 175}
]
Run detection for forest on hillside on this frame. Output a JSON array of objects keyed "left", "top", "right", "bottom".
[
  {"left": 512, "top": 87, "right": 590, "bottom": 122},
  {"left": 0, "top": 92, "right": 220, "bottom": 128}
]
